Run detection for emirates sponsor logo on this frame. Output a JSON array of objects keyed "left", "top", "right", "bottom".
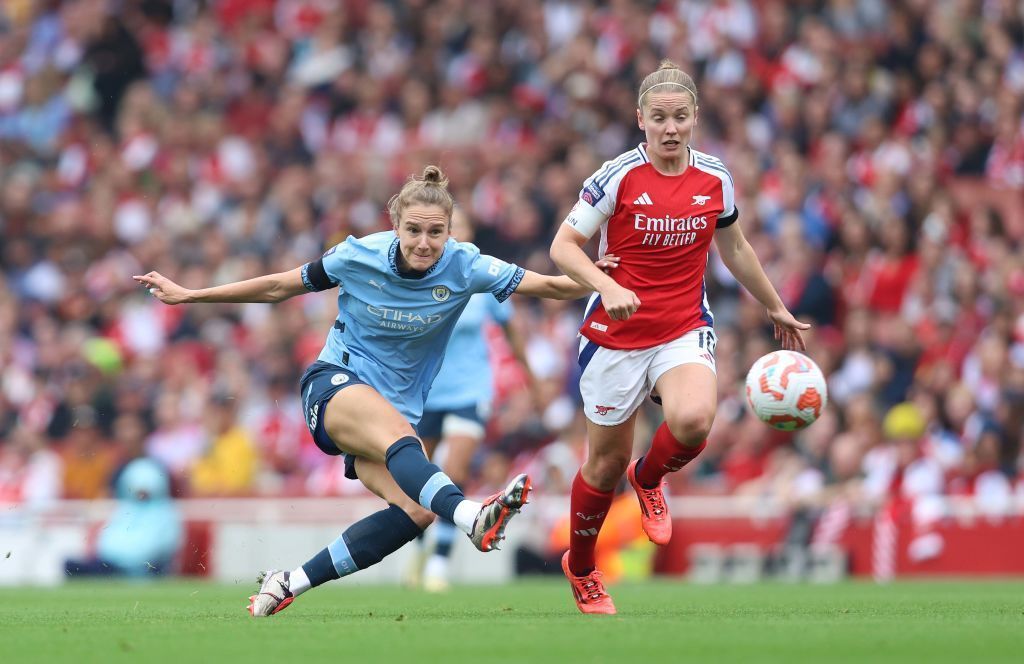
[
  {"left": 634, "top": 212, "right": 709, "bottom": 247},
  {"left": 633, "top": 213, "right": 708, "bottom": 232}
]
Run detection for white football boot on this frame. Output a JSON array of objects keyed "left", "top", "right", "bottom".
[{"left": 247, "top": 570, "right": 294, "bottom": 617}]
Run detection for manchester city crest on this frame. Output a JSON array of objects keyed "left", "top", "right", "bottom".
[{"left": 432, "top": 286, "right": 451, "bottom": 302}]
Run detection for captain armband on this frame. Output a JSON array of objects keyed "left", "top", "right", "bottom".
[
  {"left": 301, "top": 259, "right": 337, "bottom": 292},
  {"left": 562, "top": 200, "right": 608, "bottom": 239}
]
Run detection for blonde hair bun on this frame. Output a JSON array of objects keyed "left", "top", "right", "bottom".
[{"left": 387, "top": 164, "right": 455, "bottom": 225}]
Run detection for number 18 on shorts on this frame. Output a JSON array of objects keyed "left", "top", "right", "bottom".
[{"left": 577, "top": 326, "right": 717, "bottom": 425}]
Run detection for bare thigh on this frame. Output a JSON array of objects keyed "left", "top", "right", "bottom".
[
  {"left": 438, "top": 433, "right": 480, "bottom": 487},
  {"left": 653, "top": 363, "right": 718, "bottom": 444},
  {"left": 322, "top": 385, "right": 418, "bottom": 462},
  {"left": 422, "top": 437, "right": 440, "bottom": 458},
  {"left": 581, "top": 410, "right": 639, "bottom": 492},
  {"left": 354, "top": 457, "right": 436, "bottom": 529}
]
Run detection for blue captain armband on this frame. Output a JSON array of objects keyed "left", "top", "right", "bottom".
[{"left": 302, "top": 259, "right": 337, "bottom": 292}]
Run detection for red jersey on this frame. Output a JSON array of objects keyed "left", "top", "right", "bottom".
[{"left": 567, "top": 144, "right": 737, "bottom": 350}]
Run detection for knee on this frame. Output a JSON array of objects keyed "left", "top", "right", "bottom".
[
  {"left": 385, "top": 489, "right": 436, "bottom": 530},
  {"left": 401, "top": 503, "right": 436, "bottom": 531},
  {"left": 583, "top": 450, "right": 631, "bottom": 491},
  {"left": 664, "top": 410, "right": 714, "bottom": 446}
]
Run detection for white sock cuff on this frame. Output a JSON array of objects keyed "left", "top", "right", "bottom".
[
  {"left": 452, "top": 500, "right": 482, "bottom": 534},
  {"left": 289, "top": 567, "right": 312, "bottom": 597}
]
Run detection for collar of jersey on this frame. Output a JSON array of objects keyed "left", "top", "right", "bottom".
[
  {"left": 638, "top": 142, "right": 693, "bottom": 172},
  {"left": 388, "top": 237, "right": 446, "bottom": 279}
]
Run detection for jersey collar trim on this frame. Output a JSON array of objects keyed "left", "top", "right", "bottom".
[
  {"left": 388, "top": 237, "right": 446, "bottom": 279},
  {"left": 639, "top": 142, "right": 693, "bottom": 174}
]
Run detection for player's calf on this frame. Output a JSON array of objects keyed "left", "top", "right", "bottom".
[
  {"left": 635, "top": 423, "right": 707, "bottom": 489},
  {"left": 248, "top": 504, "right": 424, "bottom": 616}
]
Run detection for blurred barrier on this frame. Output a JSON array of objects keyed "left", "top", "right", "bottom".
[
  {"left": 657, "top": 495, "right": 1024, "bottom": 579},
  {"left": 3, "top": 495, "right": 1024, "bottom": 586}
]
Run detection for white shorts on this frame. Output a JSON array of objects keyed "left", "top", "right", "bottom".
[{"left": 578, "top": 326, "right": 717, "bottom": 426}]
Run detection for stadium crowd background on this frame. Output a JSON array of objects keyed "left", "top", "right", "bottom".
[{"left": 0, "top": 0, "right": 1023, "bottom": 533}]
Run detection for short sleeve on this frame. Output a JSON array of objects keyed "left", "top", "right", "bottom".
[
  {"left": 465, "top": 249, "right": 525, "bottom": 303},
  {"left": 563, "top": 152, "right": 643, "bottom": 238},
  {"left": 693, "top": 151, "right": 738, "bottom": 227},
  {"left": 321, "top": 240, "right": 349, "bottom": 282},
  {"left": 300, "top": 240, "right": 348, "bottom": 292},
  {"left": 713, "top": 162, "right": 738, "bottom": 228}
]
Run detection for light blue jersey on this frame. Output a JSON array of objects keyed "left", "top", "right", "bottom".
[
  {"left": 424, "top": 294, "right": 512, "bottom": 411},
  {"left": 301, "top": 231, "right": 525, "bottom": 426}
]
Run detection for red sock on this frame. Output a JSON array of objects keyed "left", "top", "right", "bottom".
[
  {"left": 567, "top": 470, "right": 614, "bottom": 575},
  {"left": 635, "top": 422, "right": 707, "bottom": 488}
]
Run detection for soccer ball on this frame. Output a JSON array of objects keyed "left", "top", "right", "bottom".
[{"left": 744, "top": 350, "right": 827, "bottom": 431}]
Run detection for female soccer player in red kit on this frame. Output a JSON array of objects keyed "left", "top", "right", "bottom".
[{"left": 550, "top": 61, "right": 810, "bottom": 614}]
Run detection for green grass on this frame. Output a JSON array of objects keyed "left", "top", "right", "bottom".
[{"left": 2, "top": 579, "right": 1023, "bottom": 663}]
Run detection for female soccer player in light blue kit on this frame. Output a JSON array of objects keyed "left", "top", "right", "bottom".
[
  {"left": 135, "top": 166, "right": 611, "bottom": 616},
  {"left": 413, "top": 208, "right": 537, "bottom": 591}
]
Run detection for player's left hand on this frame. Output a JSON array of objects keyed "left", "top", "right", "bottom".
[
  {"left": 767, "top": 307, "right": 810, "bottom": 351},
  {"left": 595, "top": 253, "right": 620, "bottom": 273}
]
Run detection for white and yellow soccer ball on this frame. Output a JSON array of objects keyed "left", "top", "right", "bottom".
[{"left": 744, "top": 350, "right": 827, "bottom": 431}]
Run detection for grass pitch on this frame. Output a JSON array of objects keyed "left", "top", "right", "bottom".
[{"left": 2, "top": 579, "right": 1022, "bottom": 663}]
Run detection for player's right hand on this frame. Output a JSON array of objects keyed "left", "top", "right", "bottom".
[
  {"left": 601, "top": 284, "right": 640, "bottom": 321},
  {"left": 132, "top": 271, "right": 193, "bottom": 305}
]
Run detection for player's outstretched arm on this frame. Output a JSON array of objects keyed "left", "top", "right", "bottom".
[
  {"left": 713, "top": 222, "right": 810, "bottom": 350},
  {"left": 550, "top": 224, "right": 639, "bottom": 320},
  {"left": 513, "top": 253, "right": 620, "bottom": 300},
  {"left": 133, "top": 267, "right": 309, "bottom": 305}
]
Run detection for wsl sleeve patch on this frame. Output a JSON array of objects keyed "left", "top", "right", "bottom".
[
  {"left": 494, "top": 266, "right": 526, "bottom": 302},
  {"left": 580, "top": 181, "right": 605, "bottom": 206}
]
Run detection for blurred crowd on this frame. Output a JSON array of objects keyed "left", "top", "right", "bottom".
[{"left": 0, "top": 0, "right": 1023, "bottom": 530}]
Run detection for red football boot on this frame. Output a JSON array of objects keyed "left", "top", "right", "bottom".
[
  {"left": 627, "top": 459, "right": 672, "bottom": 545},
  {"left": 561, "top": 552, "right": 616, "bottom": 615}
]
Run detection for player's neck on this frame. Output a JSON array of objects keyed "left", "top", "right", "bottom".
[
  {"left": 648, "top": 146, "right": 689, "bottom": 176},
  {"left": 395, "top": 251, "right": 434, "bottom": 279}
]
